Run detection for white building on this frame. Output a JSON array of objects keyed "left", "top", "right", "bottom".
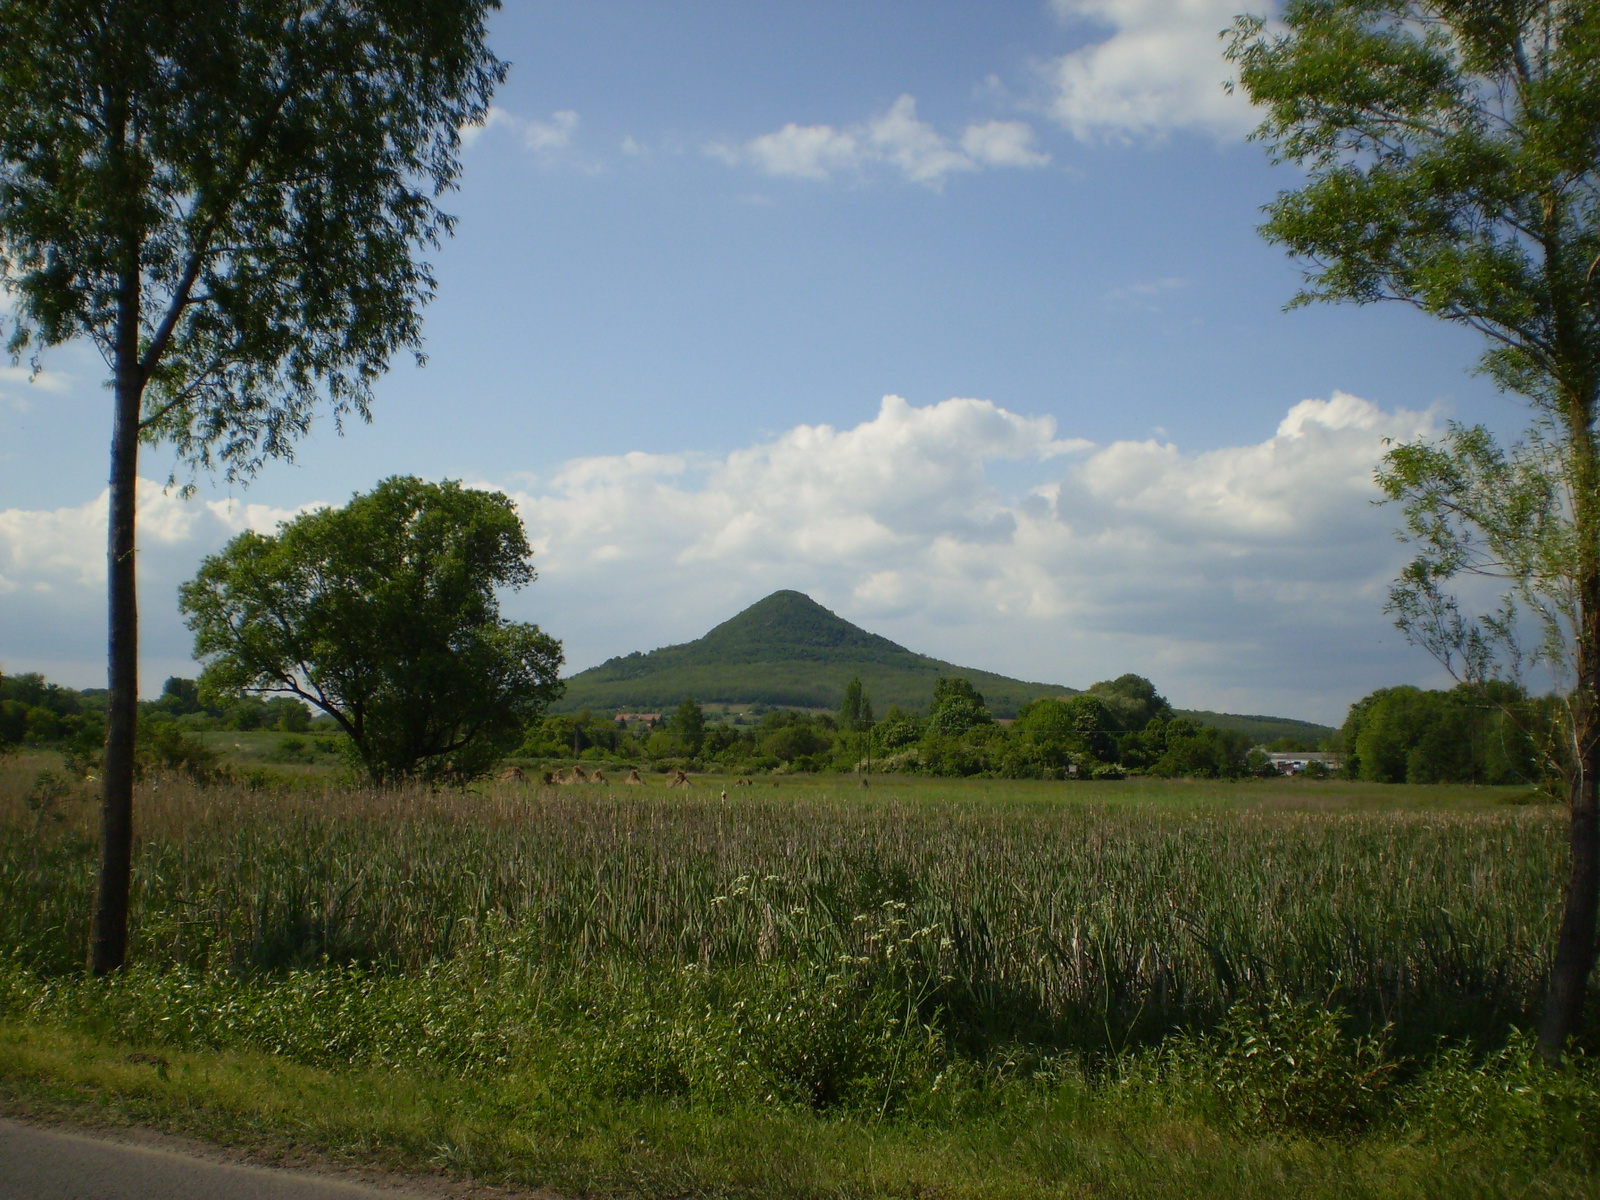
[{"left": 1266, "top": 751, "right": 1343, "bottom": 775}]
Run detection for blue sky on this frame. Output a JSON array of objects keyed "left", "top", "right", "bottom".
[{"left": 1, "top": 1, "right": 1517, "bottom": 724}]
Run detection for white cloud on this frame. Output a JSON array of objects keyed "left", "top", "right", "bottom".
[
  {"left": 0, "top": 394, "right": 1452, "bottom": 721},
  {"left": 739, "top": 123, "right": 862, "bottom": 181},
  {"left": 0, "top": 362, "right": 74, "bottom": 412},
  {"left": 496, "top": 392, "right": 1442, "bottom": 722},
  {"left": 460, "top": 106, "right": 579, "bottom": 153},
  {"left": 0, "top": 486, "right": 320, "bottom": 692},
  {"left": 960, "top": 120, "right": 1052, "bottom": 168},
  {"left": 715, "top": 95, "right": 1050, "bottom": 187},
  {"left": 1046, "top": 0, "right": 1261, "bottom": 141}
]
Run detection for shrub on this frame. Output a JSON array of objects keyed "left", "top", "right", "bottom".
[
  {"left": 1401, "top": 1031, "right": 1600, "bottom": 1164},
  {"left": 1159, "top": 995, "right": 1398, "bottom": 1135},
  {"left": 138, "top": 722, "right": 223, "bottom": 780}
]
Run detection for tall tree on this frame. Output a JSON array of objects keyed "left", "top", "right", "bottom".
[
  {"left": 1228, "top": 0, "right": 1600, "bottom": 1057},
  {"left": 839, "top": 676, "right": 874, "bottom": 731},
  {"left": 0, "top": 1, "right": 504, "bottom": 973},
  {"left": 673, "top": 697, "right": 707, "bottom": 756},
  {"left": 181, "top": 477, "right": 564, "bottom": 784}
]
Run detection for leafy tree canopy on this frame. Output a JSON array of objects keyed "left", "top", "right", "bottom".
[
  {"left": 1229, "top": 0, "right": 1600, "bottom": 1055},
  {"left": 1086, "top": 674, "right": 1172, "bottom": 731},
  {"left": 839, "top": 676, "right": 874, "bottom": 731},
  {"left": 180, "top": 476, "right": 562, "bottom": 783},
  {"left": 672, "top": 698, "right": 707, "bottom": 755},
  {"left": 1, "top": 0, "right": 505, "bottom": 470},
  {"left": 929, "top": 676, "right": 993, "bottom": 737}
]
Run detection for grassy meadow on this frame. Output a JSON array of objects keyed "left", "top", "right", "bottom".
[{"left": 2, "top": 752, "right": 1597, "bottom": 1198}]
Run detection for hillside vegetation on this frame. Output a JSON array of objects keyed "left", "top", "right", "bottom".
[
  {"left": 556, "top": 591, "right": 1334, "bottom": 741},
  {"left": 556, "top": 590, "right": 1069, "bottom": 716}
]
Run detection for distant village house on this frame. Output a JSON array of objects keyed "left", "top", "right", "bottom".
[{"left": 1266, "top": 752, "right": 1342, "bottom": 775}]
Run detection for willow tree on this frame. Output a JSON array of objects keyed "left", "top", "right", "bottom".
[
  {"left": 0, "top": 1, "right": 504, "bottom": 974},
  {"left": 1229, "top": 0, "right": 1600, "bottom": 1057}
]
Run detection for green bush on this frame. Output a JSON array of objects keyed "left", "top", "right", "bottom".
[
  {"left": 1402, "top": 1031, "right": 1600, "bottom": 1164},
  {"left": 1158, "top": 995, "right": 1398, "bottom": 1134}
]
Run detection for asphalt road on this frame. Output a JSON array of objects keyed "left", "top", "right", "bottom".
[{"left": 0, "top": 1119, "right": 435, "bottom": 1200}]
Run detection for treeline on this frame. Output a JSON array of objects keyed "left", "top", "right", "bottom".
[
  {"left": 523, "top": 674, "right": 1278, "bottom": 780},
  {"left": 1338, "top": 682, "right": 1552, "bottom": 786},
  {"left": 530, "top": 676, "right": 1557, "bottom": 787},
  {"left": 2, "top": 673, "right": 319, "bottom": 775},
  {"left": 8, "top": 668, "right": 1555, "bottom": 788}
]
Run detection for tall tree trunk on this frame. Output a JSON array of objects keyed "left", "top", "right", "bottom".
[
  {"left": 1540, "top": 762, "right": 1600, "bottom": 1059},
  {"left": 1539, "top": 403, "right": 1600, "bottom": 1060},
  {"left": 88, "top": 276, "right": 143, "bottom": 976}
]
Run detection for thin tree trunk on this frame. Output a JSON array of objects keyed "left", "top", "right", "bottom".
[
  {"left": 1539, "top": 394, "right": 1600, "bottom": 1059},
  {"left": 88, "top": 275, "right": 143, "bottom": 976},
  {"left": 1540, "top": 763, "right": 1600, "bottom": 1058}
]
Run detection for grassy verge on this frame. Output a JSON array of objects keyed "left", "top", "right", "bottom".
[{"left": 4, "top": 1019, "right": 1597, "bottom": 1200}]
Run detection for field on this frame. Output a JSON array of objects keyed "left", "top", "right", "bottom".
[{"left": 2, "top": 753, "right": 1597, "bottom": 1198}]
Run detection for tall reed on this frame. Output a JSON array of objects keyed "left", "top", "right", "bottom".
[{"left": 0, "top": 766, "right": 1565, "bottom": 1056}]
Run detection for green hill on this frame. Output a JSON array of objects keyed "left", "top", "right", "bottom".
[
  {"left": 555, "top": 591, "right": 1338, "bottom": 742},
  {"left": 554, "top": 590, "right": 1076, "bottom": 718},
  {"left": 1173, "top": 710, "right": 1335, "bottom": 746}
]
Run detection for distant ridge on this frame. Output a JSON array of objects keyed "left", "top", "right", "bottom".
[
  {"left": 554, "top": 591, "right": 1337, "bottom": 741},
  {"left": 554, "top": 590, "right": 1075, "bottom": 718}
]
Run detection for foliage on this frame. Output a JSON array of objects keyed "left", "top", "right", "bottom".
[
  {"left": 671, "top": 698, "right": 707, "bottom": 756},
  {"left": 1228, "top": 0, "right": 1600, "bottom": 1052},
  {"left": 1403, "top": 1030, "right": 1600, "bottom": 1163},
  {"left": 559, "top": 590, "right": 1077, "bottom": 717},
  {"left": 180, "top": 476, "right": 563, "bottom": 784},
  {"left": 5, "top": 1022, "right": 1600, "bottom": 1200},
  {"left": 1341, "top": 682, "right": 1548, "bottom": 786},
  {"left": 147, "top": 677, "right": 313, "bottom": 732},
  {"left": 8, "top": 772, "right": 1600, "bottom": 1192},
  {"left": 136, "top": 722, "right": 222, "bottom": 781},
  {"left": 1147, "top": 720, "right": 1255, "bottom": 780},
  {"left": 520, "top": 709, "right": 627, "bottom": 759},
  {"left": 1087, "top": 673, "right": 1174, "bottom": 731},
  {"left": 1157, "top": 995, "right": 1398, "bottom": 1135},
  {"left": 0, "top": 771, "right": 1566, "bottom": 1058},
  {"left": 0, "top": 0, "right": 506, "bottom": 475},
  {"left": 839, "top": 675, "right": 874, "bottom": 731},
  {"left": 1, "top": 673, "right": 98, "bottom": 744},
  {"left": 927, "top": 676, "right": 993, "bottom": 737},
  {"left": 519, "top": 674, "right": 1288, "bottom": 782}
]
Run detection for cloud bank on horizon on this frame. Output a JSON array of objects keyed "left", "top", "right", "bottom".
[{"left": 0, "top": 393, "right": 1441, "bottom": 725}]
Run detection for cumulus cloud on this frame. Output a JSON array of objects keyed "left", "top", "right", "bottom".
[
  {"left": 0, "top": 362, "right": 74, "bottom": 412},
  {"left": 713, "top": 95, "right": 1050, "bottom": 187},
  {"left": 497, "top": 392, "right": 1440, "bottom": 722},
  {"left": 460, "top": 106, "right": 579, "bottom": 153},
  {"left": 0, "top": 394, "right": 1449, "bottom": 721},
  {"left": 1045, "top": 0, "right": 1261, "bottom": 142},
  {"left": 0, "top": 486, "right": 319, "bottom": 690}
]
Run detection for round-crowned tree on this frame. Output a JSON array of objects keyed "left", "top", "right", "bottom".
[
  {"left": 180, "top": 476, "right": 563, "bottom": 784},
  {"left": 927, "top": 676, "right": 993, "bottom": 737}
]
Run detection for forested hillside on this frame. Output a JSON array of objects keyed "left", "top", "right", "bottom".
[
  {"left": 555, "top": 591, "right": 1335, "bottom": 743},
  {"left": 555, "top": 590, "right": 1078, "bottom": 717}
]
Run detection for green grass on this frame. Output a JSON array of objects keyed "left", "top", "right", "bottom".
[
  {"left": 0, "top": 754, "right": 1593, "bottom": 1196},
  {"left": 4, "top": 1020, "right": 1597, "bottom": 1200}
]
